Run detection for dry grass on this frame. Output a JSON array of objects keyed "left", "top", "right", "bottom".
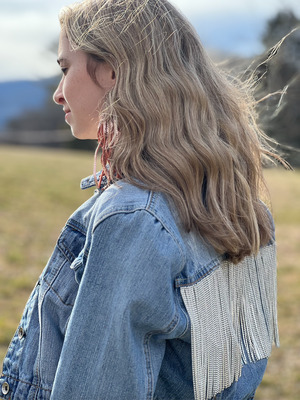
[
  {"left": 0, "top": 146, "right": 299, "bottom": 398},
  {"left": 0, "top": 146, "right": 92, "bottom": 355},
  {"left": 255, "top": 169, "right": 300, "bottom": 400}
]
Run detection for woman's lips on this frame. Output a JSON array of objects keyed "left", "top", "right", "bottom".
[{"left": 64, "top": 110, "right": 71, "bottom": 122}]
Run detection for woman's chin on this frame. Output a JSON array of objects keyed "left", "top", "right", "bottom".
[{"left": 71, "top": 128, "right": 97, "bottom": 140}]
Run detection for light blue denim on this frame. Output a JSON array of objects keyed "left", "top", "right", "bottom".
[{"left": 1, "top": 175, "right": 271, "bottom": 400}]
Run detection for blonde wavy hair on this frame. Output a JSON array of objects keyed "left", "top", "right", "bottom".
[{"left": 59, "top": 0, "right": 282, "bottom": 263}]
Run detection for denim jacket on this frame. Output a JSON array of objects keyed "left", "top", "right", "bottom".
[{"left": 1, "top": 175, "right": 279, "bottom": 400}]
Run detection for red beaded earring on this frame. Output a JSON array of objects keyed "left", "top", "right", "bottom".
[{"left": 93, "top": 120, "right": 120, "bottom": 189}]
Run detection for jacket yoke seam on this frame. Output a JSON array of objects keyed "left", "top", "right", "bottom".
[{"left": 92, "top": 196, "right": 186, "bottom": 273}]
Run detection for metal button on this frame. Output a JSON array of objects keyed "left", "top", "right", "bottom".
[
  {"left": 1, "top": 381, "right": 10, "bottom": 395},
  {"left": 18, "top": 327, "right": 25, "bottom": 340}
]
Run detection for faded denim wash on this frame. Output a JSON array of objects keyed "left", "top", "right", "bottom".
[{"left": 0, "top": 175, "right": 276, "bottom": 400}]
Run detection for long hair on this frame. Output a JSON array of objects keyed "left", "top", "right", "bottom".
[{"left": 59, "top": 0, "right": 283, "bottom": 263}]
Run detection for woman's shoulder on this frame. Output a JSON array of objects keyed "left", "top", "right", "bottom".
[
  {"left": 96, "top": 180, "right": 153, "bottom": 215},
  {"left": 92, "top": 180, "right": 182, "bottom": 240},
  {"left": 93, "top": 180, "right": 225, "bottom": 268}
]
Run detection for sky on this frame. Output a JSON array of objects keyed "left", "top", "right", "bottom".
[{"left": 0, "top": 0, "right": 300, "bottom": 82}]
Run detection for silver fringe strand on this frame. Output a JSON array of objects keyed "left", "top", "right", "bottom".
[{"left": 180, "top": 243, "right": 279, "bottom": 400}]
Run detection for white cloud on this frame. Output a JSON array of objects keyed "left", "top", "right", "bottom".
[
  {"left": 0, "top": 10, "right": 61, "bottom": 81},
  {"left": 1, "top": 0, "right": 300, "bottom": 81}
]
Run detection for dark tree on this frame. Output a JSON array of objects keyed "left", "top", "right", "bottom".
[{"left": 255, "top": 10, "right": 300, "bottom": 166}]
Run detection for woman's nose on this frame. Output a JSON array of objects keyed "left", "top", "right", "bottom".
[{"left": 53, "top": 78, "right": 64, "bottom": 105}]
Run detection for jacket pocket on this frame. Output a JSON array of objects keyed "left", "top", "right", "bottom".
[{"left": 70, "top": 250, "right": 87, "bottom": 285}]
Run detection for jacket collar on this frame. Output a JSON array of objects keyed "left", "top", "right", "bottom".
[{"left": 80, "top": 171, "right": 107, "bottom": 190}]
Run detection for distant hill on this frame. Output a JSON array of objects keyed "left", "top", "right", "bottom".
[{"left": 0, "top": 79, "right": 56, "bottom": 130}]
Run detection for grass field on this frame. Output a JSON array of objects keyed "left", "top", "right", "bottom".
[{"left": 0, "top": 145, "right": 299, "bottom": 399}]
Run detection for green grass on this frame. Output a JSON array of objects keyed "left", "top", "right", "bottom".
[{"left": 0, "top": 145, "right": 299, "bottom": 398}]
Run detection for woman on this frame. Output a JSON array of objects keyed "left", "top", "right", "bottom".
[{"left": 0, "top": 0, "right": 280, "bottom": 399}]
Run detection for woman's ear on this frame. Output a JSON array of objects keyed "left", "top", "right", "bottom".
[{"left": 95, "top": 62, "right": 116, "bottom": 91}]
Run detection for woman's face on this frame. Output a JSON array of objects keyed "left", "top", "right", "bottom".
[{"left": 53, "top": 32, "right": 115, "bottom": 139}]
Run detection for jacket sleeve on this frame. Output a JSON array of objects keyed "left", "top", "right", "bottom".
[{"left": 50, "top": 209, "right": 183, "bottom": 400}]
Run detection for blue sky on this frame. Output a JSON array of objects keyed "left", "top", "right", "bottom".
[{"left": 0, "top": 0, "right": 300, "bottom": 82}]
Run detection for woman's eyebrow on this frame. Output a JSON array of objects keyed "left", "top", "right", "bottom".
[{"left": 57, "top": 57, "right": 68, "bottom": 65}]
